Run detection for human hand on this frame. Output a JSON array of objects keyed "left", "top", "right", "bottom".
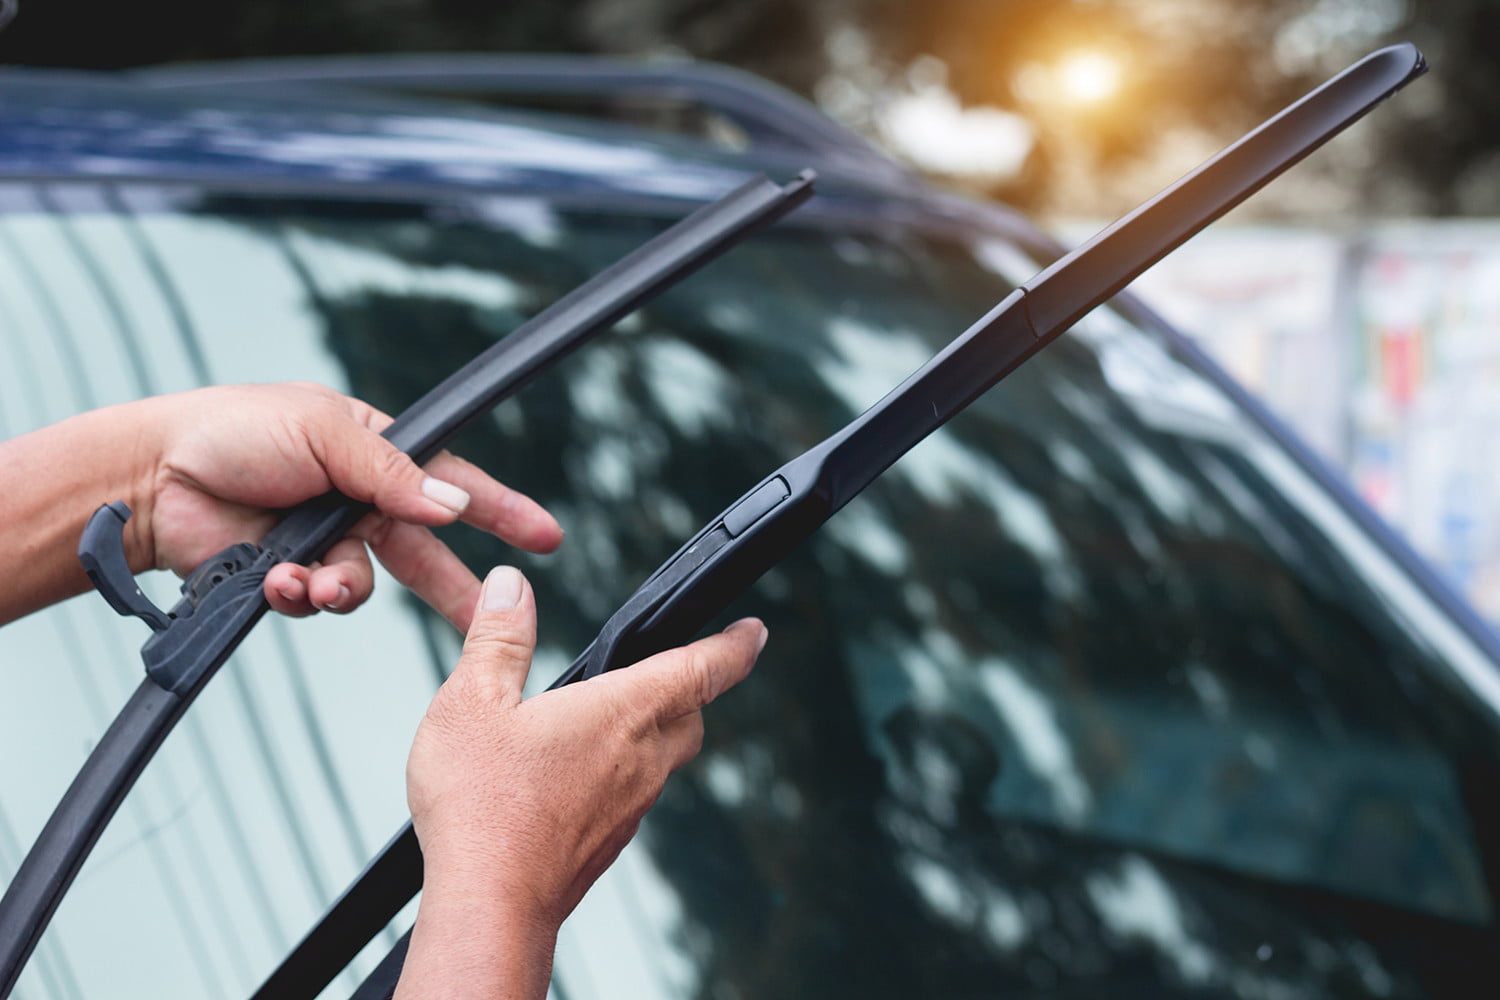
[
  {"left": 139, "top": 383, "right": 562, "bottom": 629},
  {"left": 398, "top": 567, "right": 765, "bottom": 998}
]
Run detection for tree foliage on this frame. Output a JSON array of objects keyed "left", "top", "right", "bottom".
[{"left": 0, "top": 0, "right": 1493, "bottom": 216}]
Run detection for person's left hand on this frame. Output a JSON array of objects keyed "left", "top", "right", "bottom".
[
  {"left": 139, "top": 383, "right": 562, "bottom": 630},
  {"left": 396, "top": 566, "right": 764, "bottom": 1000}
]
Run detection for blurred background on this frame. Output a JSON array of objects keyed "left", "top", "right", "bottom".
[{"left": 2, "top": 0, "right": 1498, "bottom": 621}]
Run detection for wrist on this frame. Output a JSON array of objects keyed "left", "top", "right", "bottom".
[
  {"left": 419, "top": 844, "right": 561, "bottom": 930},
  {"left": 412, "top": 809, "right": 562, "bottom": 918},
  {"left": 0, "top": 396, "right": 169, "bottom": 623},
  {"left": 396, "top": 872, "right": 559, "bottom": 1000},
  {"left": 98, "top": 396, "right": 171, "bottom": 573}
]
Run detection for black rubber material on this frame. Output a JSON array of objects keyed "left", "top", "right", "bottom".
[
  {"left": 348, "top": 931, "right": 409, "bottom": 1000},
  {"left": 251, "top": 825, "right": 420, "bottom": 1000},
  {"left": 0, "top": 169, "right": 816, "bottom": 1000},
  {"left": 281, "top": 45, "right": 1424, "bottom": 1000},
  {"left": 0, "top": 681, "right": 183, "bottom": 998}
]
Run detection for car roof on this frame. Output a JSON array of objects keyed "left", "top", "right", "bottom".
[
  {"left": 0, "top": 69, "right": 756, "bottom": 192},
  {"left": 0, "top": 58, "right": 1056, "bottom": 249}
]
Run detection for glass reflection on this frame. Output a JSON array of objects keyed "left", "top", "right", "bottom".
[
  {"left": 254, "top": 196, "right": 1500, "bottom": 997},
  {"left": 4, "top": 184, "right": 1498, "bottom": 999}
]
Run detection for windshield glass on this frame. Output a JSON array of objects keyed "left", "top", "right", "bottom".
[{"left": 1, "top": 182, "right": 1498, "bottom": 999}]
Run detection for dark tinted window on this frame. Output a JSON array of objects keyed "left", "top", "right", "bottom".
[
  {"left": 258, "top": 193, "right": 1500, "bottom": 995},
  {"left": 3, "top": 184, "right": 1498, "bottom": 998}
]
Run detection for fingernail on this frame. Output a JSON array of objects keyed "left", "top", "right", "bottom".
[
  {"left": 422, "top": 476, "right": 471, "bottom": 516},
  {"left": 325, "top": 584, "right": 350, "bottom": 611},
  {"left": 730, "top": 617, "right": 768, "bottom": 654},
  {"left": 482, "top": 566, "right": 524, "bottom": 611}
]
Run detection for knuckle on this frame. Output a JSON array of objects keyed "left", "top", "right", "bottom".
[
  {"left": 442, "top": 657, "right": 509, "bottom": 708},
  {"left": 680, "top": 714, "right": 705, "bottom": 761},
  {"left": 598, "top": 688, "right": 651, "bottom": 747},
  {"left": 463, "top": 626, "right": 533, "bottom": 667},
  {"left": 681, "top": 646, "right": 717, "bottom": 708},
  {"left": 363, "top": 514, "right": 398, "bottom": 549},
  {"left": 632, "top": 672, "right": 681, "bottom": 730},
  {"left": 424, "top": 672, "right": 494, "bottom": 736},
  {"left": 376, "top": 443, "right": 413, "bottom": 485}
]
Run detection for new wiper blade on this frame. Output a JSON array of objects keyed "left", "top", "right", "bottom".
[
  {"left": 0, "top": 169, "right": 815, "bottom": 998},
  {"left": 279, "top": 43, "right": 1424, "bottom": 1000}
]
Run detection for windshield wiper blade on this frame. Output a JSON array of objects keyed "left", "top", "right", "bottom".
[
  {"left": 0, "top": 169, "right": 815, "bottom": 998},
  {"left": 272, "top": 43, "right": 1425, "bottom": 1000},
  {"left": 575, "top": 41, "right": 1426, "bottom": 679}
]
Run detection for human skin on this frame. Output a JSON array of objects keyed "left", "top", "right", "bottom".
[
  {"left": 398, "top": 568, "right": 765, "bottom": 999},
  {"left": 0, "top": 383, "right": 765, "bottom": 996},
  {"left": 0, "top": 382, "right": 562, "bottom": 627}
]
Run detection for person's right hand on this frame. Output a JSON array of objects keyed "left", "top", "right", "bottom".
[{"left": 397, "top": 566, "right": 765, "bottom": 1000}]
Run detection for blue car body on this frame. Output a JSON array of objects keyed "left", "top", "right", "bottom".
[{"left": 0, "top": 57, "right": 1497, "bottom": 1000}]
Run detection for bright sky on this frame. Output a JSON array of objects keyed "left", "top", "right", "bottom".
[{"left": 878, "top": 84, "right": 1035, "bottom": 178}]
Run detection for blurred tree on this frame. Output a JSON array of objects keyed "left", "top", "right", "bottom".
[
  {"left": 844, "top": 0, "right": 1500, "bottom": 217},
  {"left": 0, "top": 0, "right": 1493, "bottom": 216}
]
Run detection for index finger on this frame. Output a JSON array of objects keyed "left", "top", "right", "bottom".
[
  {"left": 617, "top": 618, "right": 768, "bottom": 724},
  {"left": 425, "top": 451, "right": 564, "bottom": 555},
  {"left": 349, "top": 398, "right": 563, "bottom": 555}
]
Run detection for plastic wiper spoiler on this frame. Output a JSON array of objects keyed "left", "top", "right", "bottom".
[
  {"left": 0, "top": 169, "right": 815, "bottom": 999},
  {"left": 296, "top": 43, "right": 1424, "bottom": 1000}
]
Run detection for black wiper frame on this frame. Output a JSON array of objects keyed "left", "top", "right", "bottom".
[
  {"left": 271, "top": 43, "right": 1424, "bottom": 1000},
  {"left": 0, "top": 169, "right": 815, "bottom": 998}
]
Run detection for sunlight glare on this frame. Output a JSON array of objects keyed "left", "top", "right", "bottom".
[{"left": 1058, "top": 50, "right": 1122, "bottom": 106}]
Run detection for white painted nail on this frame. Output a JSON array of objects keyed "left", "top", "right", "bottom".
[
  {"left": 482, "top": 566, "right": 524, "bottom": 611},
  {"left": 422, "top": 476, "right": 471, "bottom": 515}
]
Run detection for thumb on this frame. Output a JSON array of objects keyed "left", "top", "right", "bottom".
[
  {"left": 310, "top": 412, "right": 471, "bottom": 525},
  {"left": 452, "top": 566, "right": 537, "bottom": 707}
]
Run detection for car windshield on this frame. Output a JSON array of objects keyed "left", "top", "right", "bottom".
[{"left": 1, "top": 183, "right": 1498, "bottom": 999}]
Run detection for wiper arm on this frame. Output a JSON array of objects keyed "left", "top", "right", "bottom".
[
  {"left": 0, "top": 169, "right": 815, "bottom": 998},
  {"left": 271, "top": 42, "right": 1424, "bottom": 1000}
]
